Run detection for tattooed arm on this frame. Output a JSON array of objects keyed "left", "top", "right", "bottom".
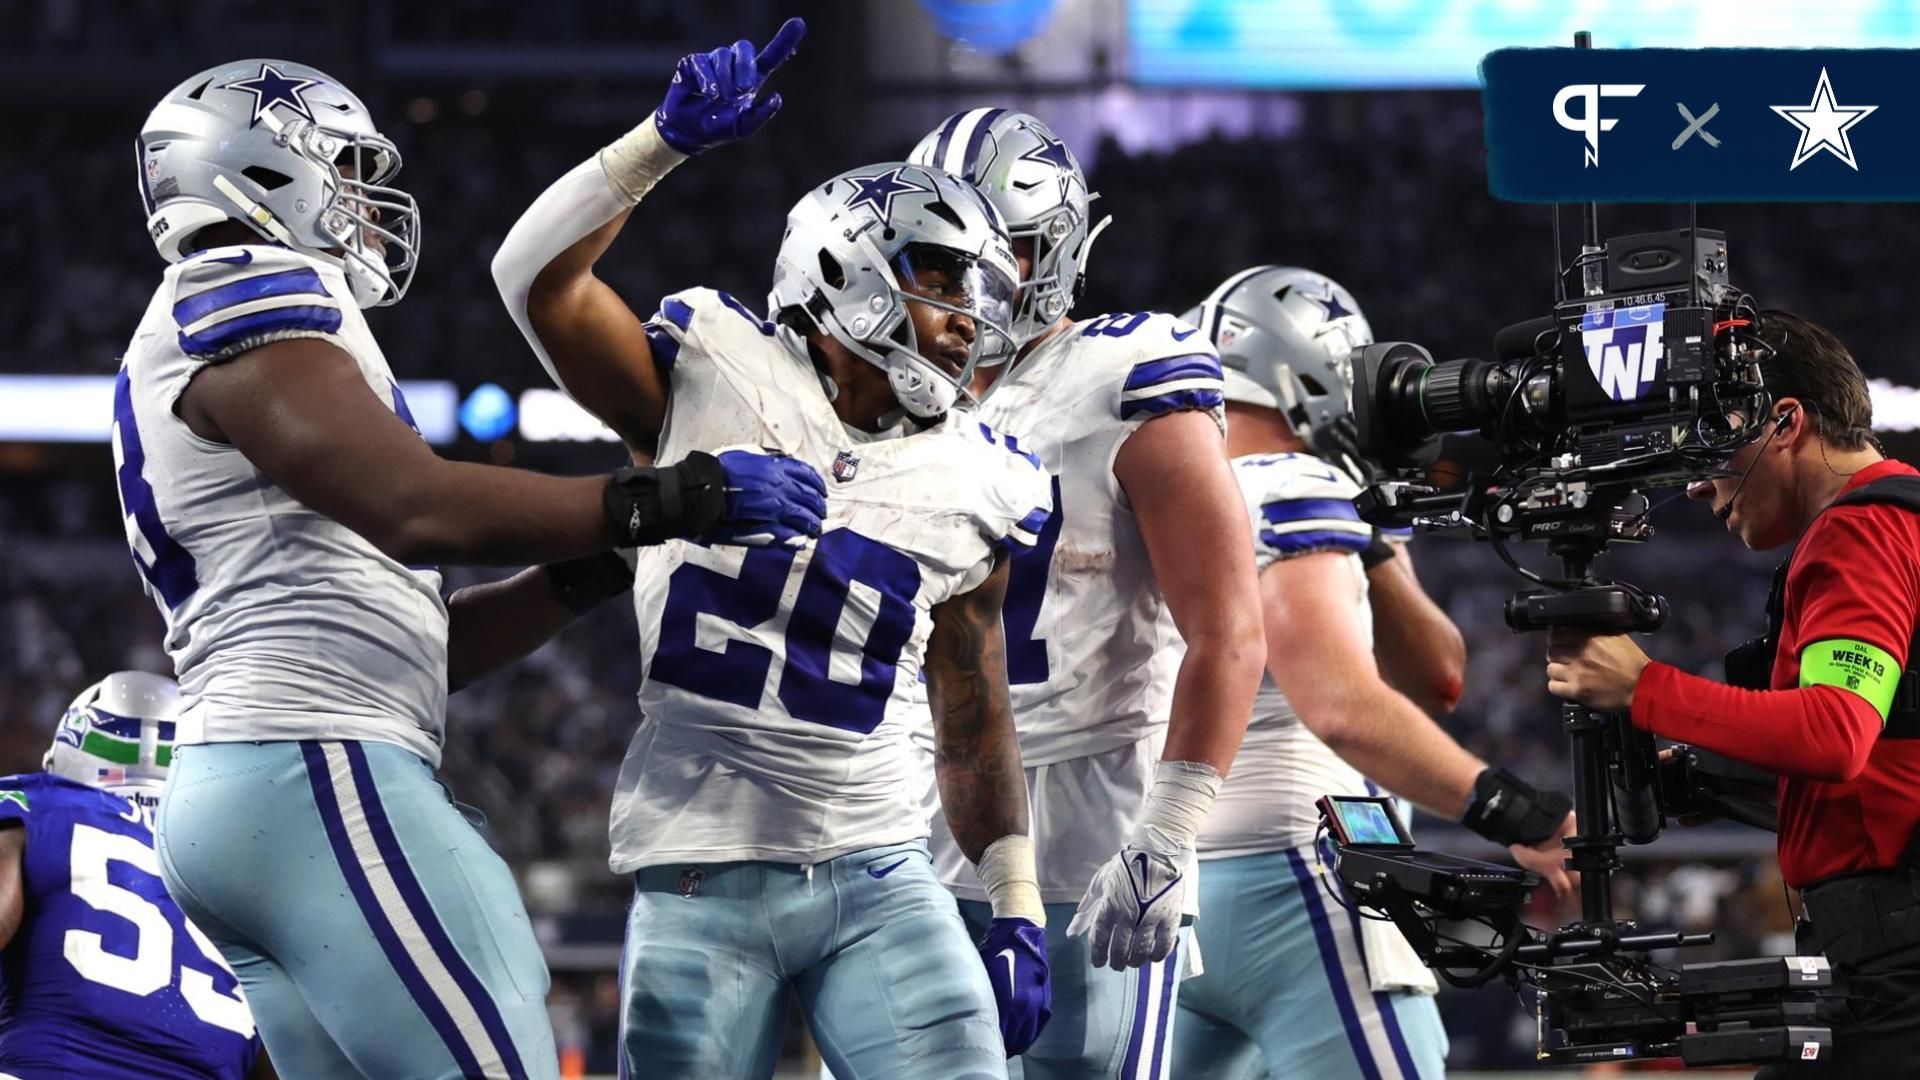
[
  {"left": 925, "top": 552, "right": 1030, "bottom": 861},
  {"left": 927, "top": 551, "right": 1051, "bottom": 1049}
]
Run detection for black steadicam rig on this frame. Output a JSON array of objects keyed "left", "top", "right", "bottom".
[{"left": 1324, "top": 210, "right": 1835, "bottom": 1066}]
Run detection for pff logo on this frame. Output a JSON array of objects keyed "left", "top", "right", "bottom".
[{"left": 1554, "top": 83, "right": 1645, "bottom": 167}]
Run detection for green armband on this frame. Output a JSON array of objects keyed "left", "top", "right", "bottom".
[{"left": 1799, "top": 638, "right": 1902, "bottom": 722}]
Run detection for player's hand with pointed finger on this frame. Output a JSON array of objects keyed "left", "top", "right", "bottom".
[
  {"left": 653, "top": 17, "right": 805, "bottom": 155},
  {"left": 977, "top": 917, "right": 1051, "bottom": 1056}
]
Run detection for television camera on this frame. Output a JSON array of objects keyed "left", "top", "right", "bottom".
[{"left": 1329, "top": 195, "right": 1835, "bottom": 1063}]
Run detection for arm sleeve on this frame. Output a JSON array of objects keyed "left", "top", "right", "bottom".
[
  {"left": 490, "top": 158, "right": 632, "bottom": 393},
  {"left": 1631, "top": 507, "right": 1920, "bottom": 781},
  {"left": 1632, "top": 662, "right": 1883, "bottom": 781}
]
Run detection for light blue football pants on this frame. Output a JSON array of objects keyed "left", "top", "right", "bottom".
[
  {"left": 957, "top": 899, "right": 1185, "bottom": 1080},
  {"left": 620, "top": 839, "right": 1005, "bottom": 1080},
  {"left": 155, "top": 741, "right": 557, "bottom": 1080},
  {"left": 1173, "top": 848, "right": 1449, "bottom": 1080}
]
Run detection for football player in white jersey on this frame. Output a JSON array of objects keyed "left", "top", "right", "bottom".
[
  {"left": 1169, "top": 266, "right": 1577, "bottom": 1080},
  {"left": 122, "top": 58, "right": 826, "bottom": 1080},
  {"left": 492, "top": 21, "right": 1058, "bottom": 1079},
  {"left": 908, "top": 109, "right": 1266, "bottom": 1079}
]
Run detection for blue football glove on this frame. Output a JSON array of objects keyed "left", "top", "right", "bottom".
[
  {"left": 653, "top": 17, "right": 805, "bottom": 155},
  {"left": 978, "top": 917, "right": 1052, "bottom": 1057},
  {"left": 703, "top": 447, "right": 826, "bottom": 548}
]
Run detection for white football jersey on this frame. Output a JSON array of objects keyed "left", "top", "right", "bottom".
[
  {"left": 925, "top": 311, "right": 1226, "bottom": 901},
  {"left": 114, "top": 245, "right": 449, "bottom": 763},
  {"left": 607, "top": 288, "right": 1054, "bottom": 873},
  {"left": 974, "top": 312, "right": 1225, "bottom": 765},
  {"left": 1198, "top": 452, "right": 1374, "bottom": 857}
]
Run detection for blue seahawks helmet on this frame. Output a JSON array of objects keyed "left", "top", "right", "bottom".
[
  {"left": 1184, "top": 266, "right": 1374, "bottom": 446},
  {"left": 909, "top": 109, "right": 1109, "bottom": 346},
  {"left": 46, "top": 672, "right": 181, "bottom": 806},
  {"left": 138, "top": 59, "right": 420, "bottom": 308},
  {"left": 769, "top": 162, "right": 1020, "bottom": 420}
]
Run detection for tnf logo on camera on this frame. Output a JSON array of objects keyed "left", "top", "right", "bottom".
[
  {"left": 1553, "top": 83, "right": 1645, "bottom": 167},
  {"left": 1581, "top": 303, "right": 1665, "bottom": 402}
]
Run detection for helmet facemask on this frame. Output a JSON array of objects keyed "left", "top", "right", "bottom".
[
  {"left": 269, "top": 111, "right": 420, "bottom": 308},
  {"left": 1004, "top": 197, "right": 1110, "bottom": 347},
  {"left": 852, "top": 242, "right": 1019, "bottom": 419}
]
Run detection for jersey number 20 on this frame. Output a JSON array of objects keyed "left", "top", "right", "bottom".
[
  {"left": 66, "top": 824, "right": 254, "bottom": 1036},
  {"left": 653, "top": 529, "right": 920, "bottom": 735}
]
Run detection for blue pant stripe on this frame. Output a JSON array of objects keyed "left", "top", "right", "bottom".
[
  {"left": 300, "top": 742, "right": 489, "bottom": 1080},
  {"left": 1119, "top": 951, "right": 1155, "bottom": 1075},
  {"left": 1343, "top": 896, "right": 1422, "bottom": 1079},
  {"left": 1286, "top": 848, "right": 1384, "bottom": 1080},
  {"left": 1147, "top": 941, "right": 1179, "bottom": 1080},
  {"left": 341, "top": 743, "right": 530, "bottom": 1080}
]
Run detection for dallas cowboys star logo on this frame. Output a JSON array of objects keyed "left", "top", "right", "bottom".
[
  {"left": 1019, "top": 131, "right": 1076, "bottom": 174},
  {"left": 221, "top": 62, "right": 321, "bottom": 128},
  {"left": 1017, "top": 130, "right": 1079, "bottom": 200},
  {"left": 1771, "top": 68, "right": 1876, "bottom": 171},
  {"left": 843, "top": 167, "right": 932, "bottom": 225},
  {"left": 1310, "top": 285, "right": 1353, "bottom": 322}
]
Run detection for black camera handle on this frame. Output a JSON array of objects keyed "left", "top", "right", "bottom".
[{"left": 1504, "top": 537, "right": 1677, "bottom": 935}]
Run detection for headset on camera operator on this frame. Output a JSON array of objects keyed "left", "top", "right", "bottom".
[{"left": 1545, "top": 311, "right": 1920, "bottom": 1075}]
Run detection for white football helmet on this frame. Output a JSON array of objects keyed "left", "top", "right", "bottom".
[
  {"left": 138, "top": 58, "right": 420, "bottom": 308},
  {"left": 909, "top": 109, "right": 1109, "bottom": 346},
  {"left": 46, "top": 672, "right": 181, "bottom": 806},
  {"left": 769, "top": 161, "right": 1020, "bottom": 420},
  {"left": 1185, "top": 266, "right": 1374, "bottom": 448}
]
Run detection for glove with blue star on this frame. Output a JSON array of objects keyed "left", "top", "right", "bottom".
[
  {"left": 653, "top": 17, "right": 805, "bottom": 155},
  {"left": 978, "top": 917, "right": 1051, "bottom": 1056},
  {"left": 702, "top": 447, "right": 827, "bottom": 548}
]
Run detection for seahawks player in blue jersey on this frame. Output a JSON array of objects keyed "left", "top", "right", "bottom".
[{"left": 0, "top": 673, "right": 270, "bottom": 1080}]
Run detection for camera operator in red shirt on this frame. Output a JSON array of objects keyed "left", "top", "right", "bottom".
[{"left": 1546, "top": 311, "right": 1920, "bottom": 1075}]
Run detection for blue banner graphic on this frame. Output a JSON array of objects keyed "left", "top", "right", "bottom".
[{"left": 1483, "top": 49, "right": 1920, "bottom": 201}]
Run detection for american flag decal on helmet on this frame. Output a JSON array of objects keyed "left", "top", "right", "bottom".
[{"left": 832, "top": 450, "right": 860, "bottom": 483}]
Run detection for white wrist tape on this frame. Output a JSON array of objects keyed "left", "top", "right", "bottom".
[
  {"left": 1128, "top": 760, "right": 1225, "bottom": 855},
  {"left": 976, "top": 834, "right": 1045, "bottom": 925},
  {"left": 597, "top": 115, "right": 688, "bottom": 206}
]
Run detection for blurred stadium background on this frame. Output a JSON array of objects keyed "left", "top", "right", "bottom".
[{"left": 7, "top": 0, "right": 1920, "bottom": 1074}]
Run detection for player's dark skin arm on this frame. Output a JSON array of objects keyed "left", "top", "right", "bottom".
[
  {"left": 926, "top": 554, "right": 1031, "bottom": 861},
  {"left": 177, "top": 338, "right": 613, "bottom": 566},
  {"left": 444, "top": 566, "right": 602, "bottom": 691},
  {"left": 0, "top": 825, "right": 22, "bottom": 952}
]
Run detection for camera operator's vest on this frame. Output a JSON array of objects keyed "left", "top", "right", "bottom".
[{"left": 1724, "top": 475, "right": 1920, "bottom": 738}]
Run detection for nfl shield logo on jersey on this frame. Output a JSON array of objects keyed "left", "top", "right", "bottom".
[{"left": 832, "top": 450, "right": 860, "bottom": 483}]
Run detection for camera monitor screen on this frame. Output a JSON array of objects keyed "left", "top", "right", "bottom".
[{"left": 1322, "top": 796, "right": 1414, "bottom": 848}]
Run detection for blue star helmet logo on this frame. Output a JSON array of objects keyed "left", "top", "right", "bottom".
[
  {"left": 1017, "top": 130, "right": 1079, "bottom": 200},
  {"left": 221, "top": 62, "right": 321, "bottom": 128},
  {"left": 1311, "top": 284, "right": 1353, "bottom": 322},
  {"left": 1018, "top": 130, "right": 1077, "bottom": 174},
  {"left": 843, "top": 167, "right": 933, "bottom": 226}
]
